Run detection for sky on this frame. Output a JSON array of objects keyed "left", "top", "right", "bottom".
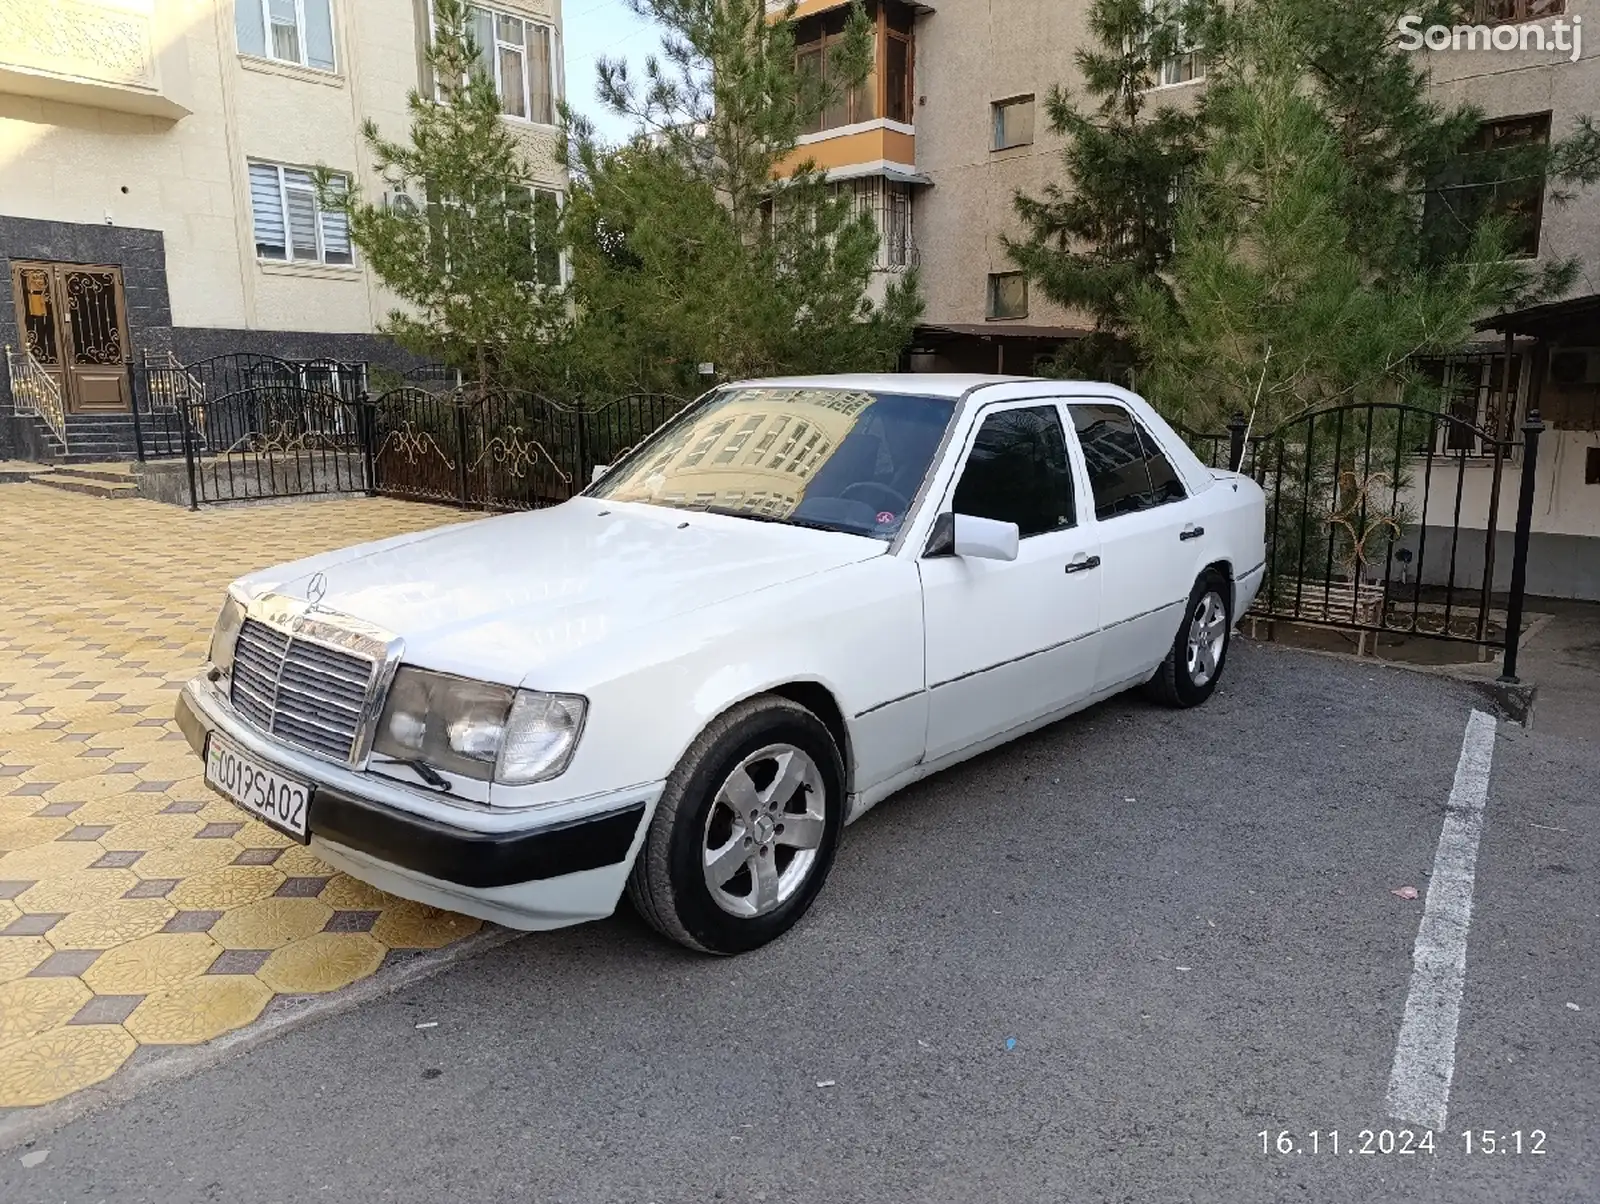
[{"left": 562, "top": 0, "right": 664, "bottom": 145}]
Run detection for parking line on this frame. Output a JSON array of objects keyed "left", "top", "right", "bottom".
[{"left": 1385, "top": 707, "right": 1498, "bottom": 1133}]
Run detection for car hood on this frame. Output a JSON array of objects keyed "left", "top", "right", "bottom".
[{"left": 236, "top": 498, "right": 886, "bottom": 683}]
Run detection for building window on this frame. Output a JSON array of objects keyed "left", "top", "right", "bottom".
[
  {"left": 987, "top": 272, "right": 1028, "bottom": 320},
  {"left": 885, "top": 31, "right": 913, "bottom": 125},
  {"left": 449, "top": 4, "right": 555, "bottom": 123},
  {"left": 236, "top": 0, "right": 337, "bottom": 71},
  {"left": 505, "top": 185, "right": 563, "bottom": 285},
  {"left": 1473, "top": 0, "right": 1566, "bottom": 21},
  {"left": 248, "top": 162, "right": 352, "bottom": 265},
  {"left": 992, "top": 95, "right": 1035, "bottom": 151},
  {"left": 1423, "top": 113, "right": 1550, "bottom": 261},
  {"left": 1143, "top": 0, "right": 1203, "bottom": 88},
  {"left": 796, "top": 10, "right": 876, "bottom": 135}
]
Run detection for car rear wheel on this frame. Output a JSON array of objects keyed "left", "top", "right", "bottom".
[
  {"left": 1146, "top": 570, "right": 1232, "bottom": 708},
  {"left": 626, "top": 695, "right": 845, "bottom": 955}
]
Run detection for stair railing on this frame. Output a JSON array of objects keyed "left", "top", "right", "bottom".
[{"left": 4, "top": 345, "right": 68, "bottom": 450}]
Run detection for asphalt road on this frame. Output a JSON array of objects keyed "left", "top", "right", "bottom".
[{"left": 4, "top": 641, "right": 1595, "bottom": 1204}]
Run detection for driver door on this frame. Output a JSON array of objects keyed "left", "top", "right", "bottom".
[{"left": 919, "top": 401, "right": 1103, "bottom": 764}]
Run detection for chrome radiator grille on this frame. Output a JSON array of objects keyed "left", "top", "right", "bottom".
[{"left": 229, "top": 618, "right": 377, "bottom": 762}]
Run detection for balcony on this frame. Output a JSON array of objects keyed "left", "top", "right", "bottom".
[{"left": 0, "top": 0, "right": 191, "bottom": 119}]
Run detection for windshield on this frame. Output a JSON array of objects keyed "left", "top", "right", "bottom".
[{"left": 590, "top": 386, "right": 957, "bottom": 539}]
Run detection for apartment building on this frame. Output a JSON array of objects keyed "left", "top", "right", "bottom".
[
  {"left": 0, "top": 0, "right": 565, "bottom": 437},
  {"left": 780, "top": 0, "right": 1600, "bottom": 597}
]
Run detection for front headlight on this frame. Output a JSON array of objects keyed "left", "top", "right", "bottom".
[
  {"left": 210, "top": 590, "right": 248, "bottom": 675},
  {"left": 373, "top": 668, "right": 587, "bottom": 786}
]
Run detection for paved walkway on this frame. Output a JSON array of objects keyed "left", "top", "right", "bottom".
[{"left": 0, "top": 486, "right": 476, "bottom": 1109}]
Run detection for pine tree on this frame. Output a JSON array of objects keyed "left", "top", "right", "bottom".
[
  {"left": 1003, "top": 0, "right": 1216, "bottom": 379},
  {"left": 320, "top": 0, "right": 568, "bottom": 392},
  {"left": 560, "top": 0, "right": 921, "bottom": 393}
]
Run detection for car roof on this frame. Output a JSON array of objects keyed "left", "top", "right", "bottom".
[{"left": 727, "top": 373, "right": 1035, "bottom": 400}]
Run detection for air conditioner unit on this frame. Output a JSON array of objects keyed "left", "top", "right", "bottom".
[
  {"left": 1549, "top": 347, "right": 1600, "bottom": 385},
  {"left": 383, "top": 191, "right": 420, "bottom": 217}
]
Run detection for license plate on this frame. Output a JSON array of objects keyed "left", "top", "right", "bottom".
[{"left": 204, "top": 733, "right": 312, "bottom": 843}]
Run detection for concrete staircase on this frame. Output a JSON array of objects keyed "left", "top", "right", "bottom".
[
  {"left": 11, "top": 412, "right": 188, "bottom": 463},
  {"left": 30, "top": 462, "right": 140, "bottom": 500}
]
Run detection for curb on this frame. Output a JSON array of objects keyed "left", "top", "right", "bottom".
[{"left": 0, "top": 925, "right": 526, "bottom": 1154}]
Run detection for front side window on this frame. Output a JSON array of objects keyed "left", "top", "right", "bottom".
[
  {"left": 591, "top": 387, "right": 957, "bottom": 540},
  {"left": 236, "top": 0, "right": 337, "bottom": 71},
  {"left": 461, "top": 5, "right": 556, "bottom": 123},
  {"left": 951, "top": 406, "right": 1075, "bottom": 537},
  {"left": 249, "top": 162, "right": 352, "bottom": 265},
  {"left": 1070, "top": 403, "right": 1186, "bottom": 519}
]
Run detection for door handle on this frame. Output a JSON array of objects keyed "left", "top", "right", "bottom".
[
  {"left": 1064, "top": 555, "right": 1101, "bottom": 574},
  {"left": 1179, "top": 525, "right": 1205, "bottom": 542}
]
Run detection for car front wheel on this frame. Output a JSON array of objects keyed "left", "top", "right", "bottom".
[{"left": 626, "top": 695, "right": 845, "bottom": 955}]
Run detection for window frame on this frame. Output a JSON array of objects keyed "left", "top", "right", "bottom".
[
  {"left": 1141, "top": 0, "right": 1205, "bottom": 90},
  {"left": 986, "top": 271, "right": 1029, "bottom": 320},
  {"left": 795, "top": 24, "right": 877, "bottom": 136},
  {"left": 430, "top": 1, "right": 559, "bottom": 125},
  {"left": 991, "top": 94, "right": 1036, "bottom": 151},
  {"left": 247, "top": 160, "right": 354, "bottom": 267},
  {"left": 941, "top": 401, "right": 1079, "bottom": 541},
  {"left": 1423, "top": 112, "right": 1551, "bottom": 262},
  {"left": 247, "top": 0, "right": 338, "bottom": 72},
  {"left": 1473, "top": 0, "right": 1566, "bottom": 23}
]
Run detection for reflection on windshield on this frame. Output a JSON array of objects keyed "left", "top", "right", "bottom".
[{"left": 590, "top": 387, "right": 956, "bottom": 539}]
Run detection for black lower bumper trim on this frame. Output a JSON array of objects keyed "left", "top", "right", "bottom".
[{"left": 177, "top": 689, "right": 645, "bottom": 890}]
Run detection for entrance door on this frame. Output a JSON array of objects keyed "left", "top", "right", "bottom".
[{"left": 9, "top": 262, "right": 132, "bottom": 413}]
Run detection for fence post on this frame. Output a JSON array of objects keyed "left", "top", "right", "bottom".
[
  {"left": 453, "top": 398, "right": 471, "bottom": 509},
  {"left": 1228, "top": 411, "right": 1247, "bottom": 473},
  {"left": 359, "top": 392, "right": 378, "bottom": 497},
  {"left": 575, "top": 405, "right": 590, "bottom": 489},
  {"left": 129, "top": 364, "right": 147, "bottom": 464},
  {"left": 180, "top": 399, "right": 199, "bottom": 511},
  {"left": 1498, "top": 409, "right": 1543, "bottom": 683}
]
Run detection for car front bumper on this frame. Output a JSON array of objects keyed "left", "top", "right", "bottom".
[{"left": 177, "top": 676, "right": 663, "bottom": 930}]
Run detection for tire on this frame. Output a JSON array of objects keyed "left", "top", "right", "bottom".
[
  {"left": 1145, "top": 569, "right": 1232, "bottom": 708},
  {"left": 626, "top": 695, "right": 846, "bottom": 955}
]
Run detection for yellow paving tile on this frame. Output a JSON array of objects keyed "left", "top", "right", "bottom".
[
  {"left": 0, "top": 978, "right": 92, "bottom": 1046},
  {"left": 133, "top": 838, "right": 244, "bottom": 879},
  {"left": 46, "top": 898, "right": 176, "bottom": 950},
  {"left": 0, "top": 816, "right": 73, "bottom": 852},
  {"left": 125, "top": 976, "right": 274, "bottom": 1045},
  {"left": 99, "top": 814, "right": 208, "bottom": 851},
  {"left": 81, "top": 933, "right": 220, "bottom": 994},
  {"left": 274, "top": 844, "right": 335, "bottom": 877},
  {"left": 0, "top": 1026, "right": 137, "bottom": 1107},
  {"left": 0, "top": 839, "right": 105, "bottom": 879},
  {"left": 371, "top": 900, "right": 483, "bottom": 950},
  {"left": 210, "top": 898, "right": 332, "bottom": 950},
  {"left": 15, "top": 868, "right": 139, "bottom": 913},
  {"left": 167, "top": 865, "right": 284, "bottom": 909},
  {"left": 260, "top": 932, "right": 386, "bottom": 994},
  {"left": 319, "top": 873, "right": 395, "bottom": 909},
  {"left": 0, "top": 936, "right": 54, "bottom": 984}
]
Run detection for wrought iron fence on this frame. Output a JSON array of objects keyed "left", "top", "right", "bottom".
[
  {"left": 148, "top": 373, "right": 692, "bottom": 513},
  {"left": 1177, "top": 402, "right": 1544, "bottom": 677}
]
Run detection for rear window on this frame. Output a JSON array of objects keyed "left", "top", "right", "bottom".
[{"left": 1069, "top": 403, "right": 1187, "bottom": 519}]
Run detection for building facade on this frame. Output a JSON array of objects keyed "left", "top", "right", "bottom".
[
  {"left": 777, "top": 0, "right": 1600, "bottom": 597},
  {"left": 0, "top": 0, "right": 566, "bottom": 453}
]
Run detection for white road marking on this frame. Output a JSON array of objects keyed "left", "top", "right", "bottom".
[{"left": 1385, "top": 707, "right": 1498, "bottom": 1133}]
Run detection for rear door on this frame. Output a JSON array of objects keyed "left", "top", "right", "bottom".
[
  {"left": 919, "top": 401, "right": 1102, "bottom": 763},
  {"left": 1067, "top": 401, "right": 1197, "bottom": 691}
]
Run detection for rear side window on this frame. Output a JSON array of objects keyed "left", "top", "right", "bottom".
[
  {"left": 952, "top": 405, "right": 1075, "bottom": 537},
  {"left": 1069, "top": 403, "right": 1187, "bottom": 519}
]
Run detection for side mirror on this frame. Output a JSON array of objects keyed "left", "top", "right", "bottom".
[
  {"left": 925, "top": 512, "right": 1020, "bottom": 561},
  {"left": 590, "top": 463, "right": 609, "bottom": 484}
]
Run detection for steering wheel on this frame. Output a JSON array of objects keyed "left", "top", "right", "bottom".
[{"left": 839, "top": 480, "right": 911, "bottom": 516}]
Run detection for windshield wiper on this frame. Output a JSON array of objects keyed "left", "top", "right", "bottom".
[{"left": 373, "top": 757, "right": 453, "bottom": 792}]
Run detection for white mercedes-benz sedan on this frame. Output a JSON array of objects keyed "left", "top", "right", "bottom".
[{"left": 177, "top": 375, "right": 1266, "bottom": 954}]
